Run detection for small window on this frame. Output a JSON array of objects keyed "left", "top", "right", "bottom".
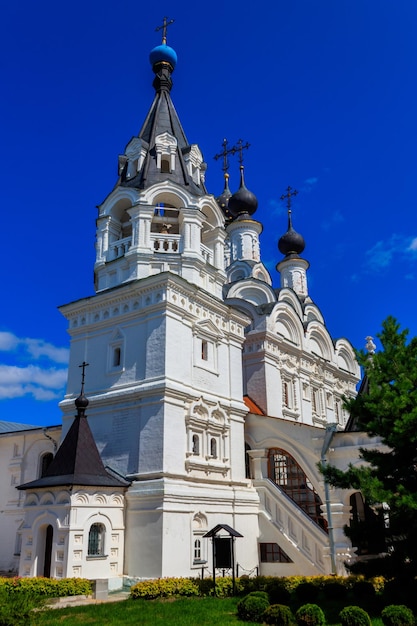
[
  {"left": 194, "top": 539, "right": 201, "bottom": 560},
  {"left": 14, "top": 533, "right": 22, "bottom": 557},
  {"left": 161, "top": 158, "right": 170, "bottom": 173},
  {"left": 40, "top": 452, "right": 54, "bottom": 478},
  {"left": 201, "top": 340, "right": 208, "bottom": 361},
  {"left": 210, "top": 438, "right": 217, "bottom": 458},
  {"left": 88, "top": 523, "right": 105, "bottom": 556},
  {"left": 283, "top": 382, "right": 289, "bottom": 407},
  {"left": 192, "top": 434, "right": 200, "bottom": 455},
  {"left": 113, "top": 347, "right": 121, "bottom": 367},
  {"left": 260, "top": 542, "right": 292, "bottom": 563}
]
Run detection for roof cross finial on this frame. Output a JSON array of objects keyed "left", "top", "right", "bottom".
[
  {"left": 232, "top": 138, "right": 250, "bottom": 166},
  {"left": 280, "top": 186, "right": 298, "bottom": 212},
  {"left": 155, "top": 16, "right": 175, "bottom": 45},
  {"left": 213, "top": 138, "right": 234, "bottom": 173},
  {"left": 78, "top": 361, "right": 89, "bottom": 395}
]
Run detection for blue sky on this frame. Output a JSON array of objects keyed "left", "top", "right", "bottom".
[{"left": 1, "top": 1, "right": 416, "bottom": 425}]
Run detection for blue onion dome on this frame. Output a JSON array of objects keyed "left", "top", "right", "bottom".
[
  {"left": 149, "top": 44, "right": 178, "bottom": 72},
  {"left": 228, "top": 166, "right": 258, "bottom": 218},
  {"left": 278, "top": 210, "right": 305, "bottom": 256}
]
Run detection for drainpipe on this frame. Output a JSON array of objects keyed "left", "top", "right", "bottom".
[{"left": 321, "top": 423, "right": 337, "bottom": 575}]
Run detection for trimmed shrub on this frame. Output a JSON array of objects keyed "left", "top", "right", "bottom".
[
  {"left": 237, "top": 592, "right": 270, "bottom": 622},
  {"left": 130, "top": 577, "right": 199, "bottom": 599},
  {"left": 194, "top": 576, "right": 238, "bottom": 597},
  {"left": 322, "top": 580, "right": 348, "bottom": 600},
  {"left": 351, "top": 580, "right": 376, "bottom": 601},
  {"left": 266, "top": 578, "right": 292, "bottom": 605},
  {"left": 0, "top": 577, "right": 92, "bottom": 598},
  {"left": 339, "top": 605, "right": 372, "bottom": 626},
  {"left": 381, "top": 605, "right": 415, "bottom": 626},
  {"left": 247, "top": 590, "right": 269, "bottom": 601},
  {"left": 263, "top": 603, "right": 296, "bottom": 626},
  {"left": 296, "top": 603, "right": 326, "bottom": 626},
  {"left": 295, "top": 582, "right": 320, "bottom": 604}
]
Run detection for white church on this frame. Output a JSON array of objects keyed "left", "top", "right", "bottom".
[{"left": 0, "top": 30, "right": 381, "bottom": 590}]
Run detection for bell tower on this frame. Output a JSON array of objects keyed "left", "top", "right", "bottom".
[{"left": 59, "top": 25, "right": 259, "bottom": 579}]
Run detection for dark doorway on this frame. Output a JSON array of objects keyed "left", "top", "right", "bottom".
[{"left": 43, "top": 525, "right": 53, "bottom": 577}]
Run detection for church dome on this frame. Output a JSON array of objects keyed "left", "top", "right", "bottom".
[
  {"left": 216, "top": 173, "right": 233, "bottom": 220},
  {"left": 149, "top": 44, "right": 178, "bottom": 71},
  {"left": 228, "top": 166, "right": 258, "bottom": 218},
  {"left": 278, "top": 213, "right": 305, "bottom": 256}
]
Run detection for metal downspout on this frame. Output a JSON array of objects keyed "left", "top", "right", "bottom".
[{"left": 321, "top": 423, "right": 337, "bottom": 575}]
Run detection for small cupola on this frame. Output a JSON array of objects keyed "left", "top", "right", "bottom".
[
  {"left": 277, "top": 186, "right": 305, "bottom": 258},
  {"left": 228, "top": 166, "right": 258, "bottom": 219},
  {"left": 276, "top": 187, "right": 310, "bottom": 299},
  {"left": 216, "top": 173, "right": 233, "bottom": 222}
]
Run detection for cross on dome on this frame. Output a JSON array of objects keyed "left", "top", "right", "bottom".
[
  {"left": 280, "top": 186, "right": 298, "bottom": 212},
  {"left": 155, "top": 16, "right": 175, "bottom": 45}
]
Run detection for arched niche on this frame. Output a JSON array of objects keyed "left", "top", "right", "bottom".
[
  {"left": 306, "top": 323, "right": 334, "bottom": 361},
  {"left": 226, "top": 279, "right": 276, "bottom": 307},
  {"left": 335, "top": 339, "right": 360, "bottom": 376}
]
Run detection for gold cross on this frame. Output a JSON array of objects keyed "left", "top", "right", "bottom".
[{"left": 155, "top": 17, "right": 175, "bottom": 44}]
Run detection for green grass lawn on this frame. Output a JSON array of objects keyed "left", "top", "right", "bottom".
[
  {"left": 37, "top": 596, "right": 260, "bottom": 625},
  {"left": 36, "top": 596, "right": 387, "bottom": 626}
]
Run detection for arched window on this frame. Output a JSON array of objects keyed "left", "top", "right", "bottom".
[
  {"left": 88, "top": 523, "right": 105, "bottom": 556},
  {"left": 40, "top": 453, "right": 53, "bottom": 478},
  {"left": 268, "top": 448, "right": 327, "bottom": 531},
  {"left": 192, "top": 434, "right": 200, "bottom": 455},
  {"left": 210, "top": 438, "right": 217, "bottom": 458}
]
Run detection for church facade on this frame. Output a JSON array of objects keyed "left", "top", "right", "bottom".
[{"left": 0, "top": 33, "right": 379, "bottom": 588}]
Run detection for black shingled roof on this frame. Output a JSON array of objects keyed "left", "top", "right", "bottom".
[{"left": 18, "top": 412, "right": 128, "bottom": 490}]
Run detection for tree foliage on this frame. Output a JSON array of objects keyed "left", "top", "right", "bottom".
[{"left": 322, "top": 316, "right": 417, "bottom": 576}]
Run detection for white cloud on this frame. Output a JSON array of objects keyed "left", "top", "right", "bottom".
[
  {"left": 0, "top": 332, "right": 69, "bottom": 364},
  {"left": 0, "top": 365, "right": 67, "bottom": 401},
  {"left": 364, "top": 234, "right": 417, "bottom": 273},
  {"left": 304, "top": 177, "right": 318, "bottom": 186},
  {"left": 24, "top": 339, "right": 69, "bottom": 364},
  {"left": 0, "top": 332, "right": 19, "bottom": 351},
  {"left": 408, "top": 237, "right": 417, "bottom": 252},
  {"left": 0, "top": 332, "right": 69, "bottom": 402}
]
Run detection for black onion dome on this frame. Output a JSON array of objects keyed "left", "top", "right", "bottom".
[
  {"left": 217, "top": 173, "right": 233, "bottom": 222},
  {"left": 228, "top": 166, "right": 258, "bottom": 218},
  {"left": 75, "top": 391, "right": 89, "bottom": 416},
  {"left": 278, "top": 211, "right": 306, "bottom": 256}
]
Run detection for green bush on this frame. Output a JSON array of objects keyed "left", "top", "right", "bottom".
[
  {"left": 339, "top": 605, "right": 372, "bottom": 626},
  {"left": 263, "top": 603, "right": 296, "bottom": 626},
  {"left": 0, "top": 577, "right": 92, "bottom": 598},
  {"left": 130, "top": 577, "right": 199, "bottom": 599},
  {"left": 381, "top": 605, "right": 415, "bottom": 626},
  {"left": 265, "top": 579, "right": 291, "bottom": 605},
  {"left": 194, "top": 576, "right": 239, "bottom": 597},
  {"left": 237, "top": 592, "right": 270, "bottom": 622},
  {"left": 296, "top": 603, "right": 326, "bottom": 626},
  {"left": 322, "top": 580, "right": 348, "bottom": 600},
  {"left": 295, "top": 582, "right": 320, "bottom": 604},
  {"left": 351, "top": 580, "right": 376, "bottom": 600}
]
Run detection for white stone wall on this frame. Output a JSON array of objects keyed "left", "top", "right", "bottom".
[
  {"left": 0, "top": 426, "right": 60, "bottom": 575},
  {"left": 19, "top": 486, "right": 125, "bottom": 589}
]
